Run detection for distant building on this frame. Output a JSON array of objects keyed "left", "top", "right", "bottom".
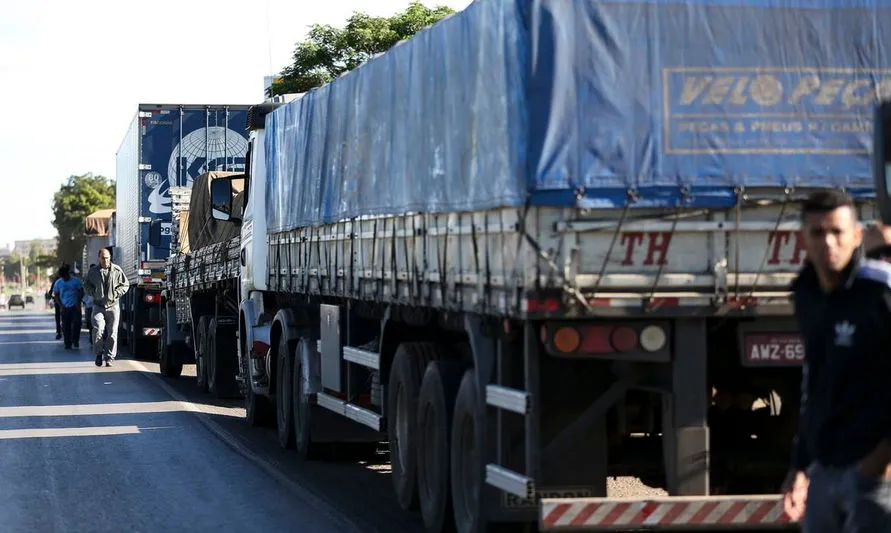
[{"left": 13, "top": 238, "right": 57, "bottom": 257}]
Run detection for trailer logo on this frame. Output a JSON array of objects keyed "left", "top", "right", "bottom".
[
  {"left": 143, "top": 171, "right": 162, "bottom": 189},
  {"left": 663, "top": 67, "right": 889, "bottom": 154},
  {"left": 146, "top": 126, "right": 249, "bottom": 215}
]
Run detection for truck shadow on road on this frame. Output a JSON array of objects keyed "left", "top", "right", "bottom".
[{"left": 133, "top": 358, "right": 424, "bottom": 533}]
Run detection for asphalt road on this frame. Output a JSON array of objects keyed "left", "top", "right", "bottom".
[{"left": 0, "top": 309, "right": 357, "bottom": 533}]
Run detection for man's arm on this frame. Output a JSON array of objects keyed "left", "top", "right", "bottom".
[
  {"left": 786, "top": 287, "right": 815, "bottom": 480},
  {"left": 112, "top": 267, "right": 128, "bottom": 299},
  {"left": 52, "top": 280, "right": 61, "bottom": 306},
  {"left": 790, "top": 360, "right": 814, "bottom": 473}
]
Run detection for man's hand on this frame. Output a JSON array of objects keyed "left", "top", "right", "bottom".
[{"left": 782, "top": 470, "right": 809, "bottom": 521}]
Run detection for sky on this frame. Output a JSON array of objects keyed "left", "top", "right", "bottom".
[{"left": 0, "top": 0, "right": 473, "bottom": 249}]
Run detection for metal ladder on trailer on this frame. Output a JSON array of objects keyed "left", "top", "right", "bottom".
[{"left": 483, "top": 323, "right": 540, "bottom": 502}]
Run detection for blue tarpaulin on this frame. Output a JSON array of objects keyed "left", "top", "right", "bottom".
[{"left": 265, "top": 0, "right": 891, "bottom": 232}]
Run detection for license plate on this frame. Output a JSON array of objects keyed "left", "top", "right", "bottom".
[
  {"left": 503, "top": 487, "right": 593, "bottom": 509},
  {"left": 741, "top": 332, "right": 804, "bottom": 366}
]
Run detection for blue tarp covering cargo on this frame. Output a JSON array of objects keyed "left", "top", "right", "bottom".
[{"left": 265, "top": 0, "right": 891, "bottom": 233}]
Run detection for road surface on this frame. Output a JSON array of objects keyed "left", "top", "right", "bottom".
[{"left": 0, "top": 310, "right": 356, "bottom": 533}]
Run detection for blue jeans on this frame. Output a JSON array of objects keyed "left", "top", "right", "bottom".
[
  {"left": 804, "top": 463, "right": 891, "bottom": 532},
  {"left": 60, "top": 305, "right": 82, "bottom": 348}
]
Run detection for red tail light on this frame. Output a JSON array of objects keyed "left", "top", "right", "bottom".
[
  {"left": 144, "top": 293, "right": 160, "bottom": 304},
  {"left": 610, "top": 326, "right": 638, "bottom": 352}
]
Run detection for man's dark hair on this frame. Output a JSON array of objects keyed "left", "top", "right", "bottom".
[
  {"left": 58, "top": 264, "right": 70, "bottom": 277},
  {"left": 800, "top": 190, "right": 856, "bottom": 221}
]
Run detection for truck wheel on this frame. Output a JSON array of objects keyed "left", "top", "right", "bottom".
[
  {"left": 293, "top": 338, "right": 318, "bottom": 459},
  {"left": 276, "top": 333, "right": 296, "bottom": 449},
  {"left": 206, "top": 319, "right": 219, "bottom": 394},
  {"left": 388, "top": 342, "right": 439, "bottom": 511},
  {"left": 244, "top": 331, "right": 273, "bottom": 427},
  {"left": 196, "top": 316, "right": 212, "bottom": 393},
  {"left": 245, "top": 382, "right": 274, "bottom": 427},
  {"left": 451, "top": 369, "right": 486, "bottom": 533},
  {"left": 417, "top": 359, "right": 466, "bottom": 533},
  {"left": 210, "top": 321, "right": 240, "bottom": 399},
  {"left": 158, "top": 308, "right": 183, "bottom": 378},
  {"left": 159, "top": 343, "right": 184, "bottom": 379}
]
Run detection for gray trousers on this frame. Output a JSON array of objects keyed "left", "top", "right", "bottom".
[
  {"left": 804, "top": 463, "right": 891, "bottom": 532},
  {"left": 91, "top": 304, "right": 120, "bottom": 361}
]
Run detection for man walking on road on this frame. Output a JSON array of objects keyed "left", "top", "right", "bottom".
[
  {"left": 53, "top": 264, "right": 84, "bottom": 350},
  {"left": 84, "top": 250, "right": 128, "bottom": 367},
  {"left": 783, "top": 190, "right": 891, "bottom": 531}
]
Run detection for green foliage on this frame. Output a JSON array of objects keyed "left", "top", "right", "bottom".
[
  {"left": 51, "top": 173, "right": 115, "bottom": 267},
  {"left": 269, "top": 2, "right": 455, "bottom": 96}
]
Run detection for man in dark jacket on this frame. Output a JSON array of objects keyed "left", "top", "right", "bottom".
[{"left": 783, "top": 190, "right": 891, "bottom": 531}]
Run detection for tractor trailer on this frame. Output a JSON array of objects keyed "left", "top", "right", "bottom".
[
  {"left": 114, "top": 103, "right": 249, "bottom": 358},
  {"left": 159, "top": 0, "right": 891, "bottom": 531}
]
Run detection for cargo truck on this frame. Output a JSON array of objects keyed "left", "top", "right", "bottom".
[
  {"left": 114, "top": 104, "right": 250, "bottom": 358},
  {"left": 166, "top": 0, "right": 889, "bottom": 531},
  {"left": 152, "top": 171, "right": 245, "bottom": 388}
]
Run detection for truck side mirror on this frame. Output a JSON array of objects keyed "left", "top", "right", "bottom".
[
  {"left": 874, "top": 100, "right": 891, "bottom": 225},
  {"left": 148, "top": 220, "right": 162, "bottom": 247},
  {"left": 211, "top": 177, "right": 234, "bottom": 222}
]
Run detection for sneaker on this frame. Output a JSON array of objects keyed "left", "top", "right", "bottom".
[
  {"left": 95, "top": 355, "right": 102, "bottom": 367},
  {"left": 105, "top": 360, "right": 113, "bottom": 367},
  {"left": 55, "top": 334, "right": 61, "bottom": 340}
]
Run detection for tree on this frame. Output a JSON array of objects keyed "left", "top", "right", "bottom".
[
  {"left": 52, "top": 173, "right": 115, "bottom": 267},
  {"left": 269, "top": 2, "right": 455, "bottom": 96}
]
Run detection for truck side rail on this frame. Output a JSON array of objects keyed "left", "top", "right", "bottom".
[{"left": 264, "top": 199, "right": 875, "bottom": 318}]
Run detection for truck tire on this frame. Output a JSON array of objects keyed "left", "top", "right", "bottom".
[
  {"left": 195, "top": 316, "right": 212, "bottom": 393},
  {"left": 209, "top": 320, "right": 240, "bottom": 399},
  {"left": 450, "top": 369, "right": 487, "bottom": 533},
  {"left": 417, "top": 359, "right": 466, "bottom": 533},
  {"left": 293, "top": 337, "right": 319, "bottom": 459},
  {"left": 387, "top": 342, "right": 440, "bottom": 511},
  {"left": 160, "top": 343, "right": 185, "bottom": 378},
  {"left": 244, "top": 331, "right": 274, "bottom": 428},
  {"left": 276, "top": 333, "right": 296, "bottom": 449},
  {"left": 158, "top": 308, "right": 184, "bottom": 378}
]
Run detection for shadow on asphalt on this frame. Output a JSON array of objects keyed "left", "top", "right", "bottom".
[
  {"left": 0, "top": 311, "right": 424, "bottom": 532},
  {"left": 145, "top": 365, "right": 424, "bottom": 533}
]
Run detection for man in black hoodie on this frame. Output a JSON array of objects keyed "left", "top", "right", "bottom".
[{"left": 783, "top": 190, "right": 891, "bottom": 531}]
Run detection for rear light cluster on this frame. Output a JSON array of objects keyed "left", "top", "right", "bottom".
[
  {"left": 543, "top": 323, "right": 668, "bottom": 355},
  {"left": 144, "top": 293, "right": 161, "bottom": 304}
]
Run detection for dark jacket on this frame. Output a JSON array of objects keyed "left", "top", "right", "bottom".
[{"left": 791, "top": 256, "right": 891, "bottom": 471}]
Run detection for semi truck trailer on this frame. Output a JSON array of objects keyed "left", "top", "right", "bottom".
[
  {"left": 114, "top": 103, "right": 249, "bottom": 358},
  {"left": 162, "top": 0, "right": 890, "bottom": 530}
]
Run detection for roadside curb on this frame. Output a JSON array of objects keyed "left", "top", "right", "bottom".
[{"left": 130, "top": 360, "right": 364, "bottom": 533}]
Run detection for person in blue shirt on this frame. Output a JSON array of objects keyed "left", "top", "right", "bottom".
[{"left": 53, "top": 264, "right": 84, "bottom": 350}]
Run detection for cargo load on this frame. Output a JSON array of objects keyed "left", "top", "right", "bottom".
[
  {"left": 186, "top": 171, "right": 244, "bottom": 251},
  {"left": 266, "top": 0, "right": 884, "bottom": 234}
]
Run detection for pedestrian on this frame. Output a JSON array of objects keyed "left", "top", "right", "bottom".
[
  {"left": 82, "top": 264, "right": 96, "bottom": 345},
  {"left": 47, "top": 272, "right": 62, "bottom": 339},
  {"left": 52, "top": 264, "right": 84, "bottom": 350},
  {"left": 83, "top": 249, "right": 128, "bottom": 367},
  {"left": 782, "top": 190, "right": 891, "bottom": 531}
]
